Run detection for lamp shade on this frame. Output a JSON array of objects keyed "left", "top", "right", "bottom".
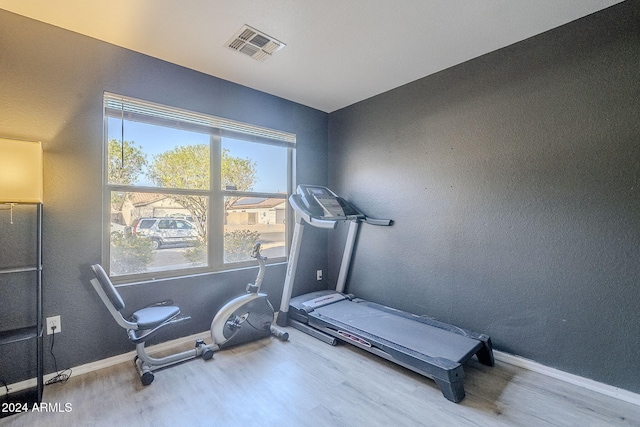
[{"left": 0, "top": 138, "right": 43, "bottom": 203}]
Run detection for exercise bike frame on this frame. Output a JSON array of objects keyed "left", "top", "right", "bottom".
[
  {"left": 211, "top": 242, "right": 289, "bottom": 347},
  {"left": 90, "top": 242, "right": 287, "bottom": 386}
]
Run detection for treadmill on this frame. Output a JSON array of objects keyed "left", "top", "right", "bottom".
[{"left": 276, "top": 185, "right": 494, "bottom": 403}]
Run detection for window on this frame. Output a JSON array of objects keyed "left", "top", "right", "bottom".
[{"left": 103, "top": 93, "right": 295, "bottom": 281}]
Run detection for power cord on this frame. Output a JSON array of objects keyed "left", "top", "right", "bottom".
[{"left": 45, "top": 326, "right": 72, "bottom": 385}]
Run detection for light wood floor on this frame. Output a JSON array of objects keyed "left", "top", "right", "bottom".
[{"left": 2, "top": 328, "right": 639, "bottom": 427}]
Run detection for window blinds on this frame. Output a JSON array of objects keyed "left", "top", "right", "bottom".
[{"left": 104, "top": 92, "right": 296, "bottom": 148}]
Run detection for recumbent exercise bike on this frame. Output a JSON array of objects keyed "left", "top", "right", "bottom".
[{"left": 90, "top": 242, "right": 288, "bottom": 385}]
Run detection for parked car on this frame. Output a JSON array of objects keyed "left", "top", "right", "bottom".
[{"left": 132, "top": 218, "right": 199, "bottom": 249}]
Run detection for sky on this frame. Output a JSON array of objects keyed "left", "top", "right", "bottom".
[{"left": 107, "top": 118, "right": 287, "bottom": 193}]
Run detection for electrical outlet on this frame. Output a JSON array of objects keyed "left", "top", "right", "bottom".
[
  {"left": 46, "top": 315, "right": 61, "bottom": 335},
  {"left": 317, "top": 269, "right": 323, "bottom": 281}
]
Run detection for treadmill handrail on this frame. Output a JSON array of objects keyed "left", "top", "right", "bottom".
[
  {"left": 365, "top": 217, "right": 393, "bottom": 226},
  {"left": 289, "top": 194, "right": 391, "bottom": 228}
]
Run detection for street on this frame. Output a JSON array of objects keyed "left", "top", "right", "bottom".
[{"left": 147, "top": 230, "right": 285, "bottom": 271}]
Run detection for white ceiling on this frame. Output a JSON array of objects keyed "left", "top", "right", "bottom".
[{"left": 0, "top": 0, "right": 624, "bottom": 112}]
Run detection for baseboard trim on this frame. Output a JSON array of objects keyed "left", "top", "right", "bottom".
[
  {"left": 495, "top": 350, "right": 640, "bottom": 407},
  {"left": 69, "top": 331, "right": 211, "bottom": 377},
  {"left": 7, "top": 331, "right": 209, "bottom": 395},
  {"left": 7, "top": 334, "right": 639, "bottom": 407}
]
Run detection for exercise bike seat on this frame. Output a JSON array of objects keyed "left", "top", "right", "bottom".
[
  {"left": 131, "top": 305, "right": 181, "bottom": 330},
  {"left": 90, "top": 263, "right": 214, "bottom": 386},
  {"left": 91, "top": 264, "right": 188, "bottom": 344}
]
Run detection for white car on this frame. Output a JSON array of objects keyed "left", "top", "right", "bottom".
[{"left": 132, "top": 218, "right": 199, "bottom": 249}]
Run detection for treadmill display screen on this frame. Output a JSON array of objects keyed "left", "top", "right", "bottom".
[{"left": 309, "top": 187, "right": 330, "bottom": 196}]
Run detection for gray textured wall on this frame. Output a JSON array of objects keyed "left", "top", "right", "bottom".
[
  {"left": 0, "top": 9, "right": 328, "bottom": 381},
  {"left": 328, "top": 2, "right": 640, "bottom": 393},
  {"left": 2, "top": 2, "right": 639, "bottom": 396}
]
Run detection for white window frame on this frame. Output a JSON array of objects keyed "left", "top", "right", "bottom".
[{"left": 102, "top": 93, "right": 296, "bottom": 282}]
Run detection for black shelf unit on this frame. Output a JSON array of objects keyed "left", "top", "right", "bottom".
[{"left": 0, "top": 202, "right": 43, "bottom": 418}]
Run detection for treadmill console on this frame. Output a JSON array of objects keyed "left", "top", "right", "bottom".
[{"left": 297, "top": 185, "right": 362, "bottom": 219}]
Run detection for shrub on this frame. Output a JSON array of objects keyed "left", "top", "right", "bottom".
[
  {"left": 224, "top": 229, "right": 260, "bottom": 263},
  {"left": 183, "top": 238, "right": 207, "bottom": 266},
  {"left": 110, "top": 231, "right": 155, "bottom": 275}
]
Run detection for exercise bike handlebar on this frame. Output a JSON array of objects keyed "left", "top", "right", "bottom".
[{"left": 250, "top": 242, "right": 267, "bottom": 292}]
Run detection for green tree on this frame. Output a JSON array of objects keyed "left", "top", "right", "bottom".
[
  {"left": 221, "top": 147, "right": 260, "bottom": 215},
  {"left": 147, "top": 144, "right": 257, "bottom": 238},
  {"left": 107, "top": 138, "right": 147, "bottom": 206},
  {"left": 107, "top": 140, "right": 154, "bottom": 273},
  {"left": 108, "top": 138, "right": 147, "bottom": 185},
  {"left": 222, "top": 148, "right": 258, "bottom": 197}
]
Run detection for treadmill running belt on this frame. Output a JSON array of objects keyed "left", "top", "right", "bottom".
[{"left": 310, "top": 300, "right": 481, "bottom": 363}]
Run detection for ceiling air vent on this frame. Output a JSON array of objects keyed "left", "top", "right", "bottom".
[{"left": 226, "top": 25, "right": 285, "bottom": 62}]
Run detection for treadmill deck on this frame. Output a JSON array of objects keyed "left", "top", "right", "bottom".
[{"left": 308, "top": 299, "right": 482, "bottom": 363}]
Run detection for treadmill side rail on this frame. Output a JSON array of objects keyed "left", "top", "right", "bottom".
[
  {"left": 308, "top": 311, "right": 472, "bottom": 403},
  {"left": 355, "top": 299, "right": 495, "bottom": 367}
]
